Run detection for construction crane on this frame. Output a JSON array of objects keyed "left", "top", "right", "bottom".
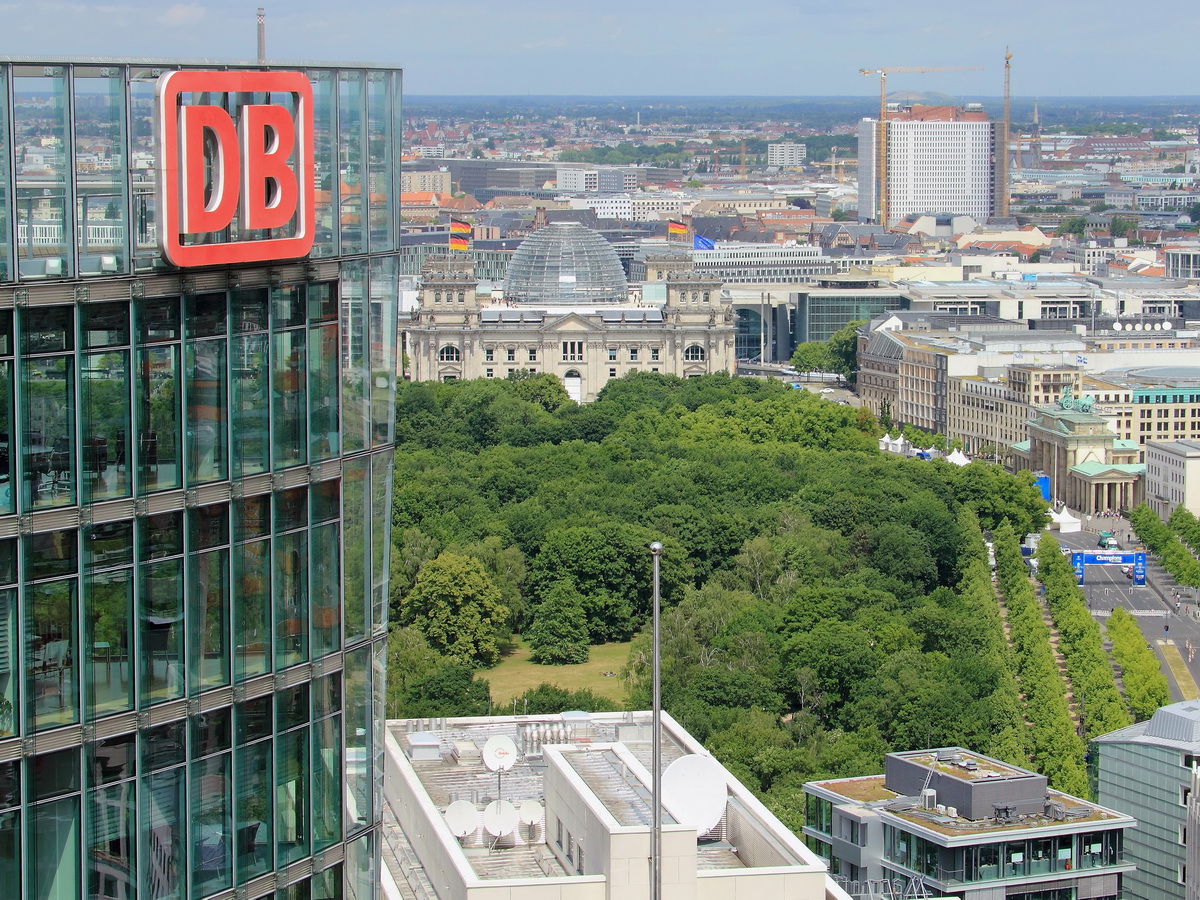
[
  {"left": 859, "top": 64, "right": 985, "bottom": 226},
  {"left": 999, "top": 48, "right": 1012, "bottom": 217}
]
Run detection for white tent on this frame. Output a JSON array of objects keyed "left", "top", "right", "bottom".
[
  {"left": 1047, "top": 507, "right": 1083, "bottom": 533},
  {"left": 946, "top": 449, "right": 970, "bottom": 466}
]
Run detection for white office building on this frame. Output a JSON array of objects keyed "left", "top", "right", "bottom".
[
  {"left": 859, "top": 113, "right": 996, "bottom": 227},
  {"left": 768, "top": 142, "right": 808, "bottom": 167},
  {"left": 557, "top": 168, "right": 600, "bottom": 193}
]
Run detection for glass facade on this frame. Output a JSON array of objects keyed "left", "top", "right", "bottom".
[
  {"left": 503, "top": 222, "right": 628, "bottom": 305},
  {"left": 0, "top": 59, "right": 400, "bottom": 900}
]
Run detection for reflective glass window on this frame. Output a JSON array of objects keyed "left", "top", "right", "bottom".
[
  {"left": 310, "top": 71, "right": 336, "bottom": 258},
  {"left": 235, "top": 494, "right": 270, "bottom": 541},
  {"left": 277, "top": 725, "right": 310, "bottom": 864},
  {"left": 81, "top": 349, "right": 132, "bottom": 502},
  {"left": 311, "top": 521, "right": 341, "bottom": 658},
  {"left": 275, "top": 487, "right": 307, "bottom": 533},
  {"left": 188, "top": 548, "right": 229, "bottom": 693},
  {"left": 313, "top": 863, "right": 343, "bottom": 900},
  {"left": 139, "top": 558, "right": 184, "bottom": 706},
  {"left": 340, "top": 260, "right": 368, "bottom": 454},
  {"left": 342, "top": 458, "right": 367, "bottom": 644},
  {"left": 128, "top": 72, "right": 160, "bottom": 271},
  {"left": 136, "top": 344, "right": 181, "bottom": 493},
  {"left": 25, "top": 578, "right": 78, "bottom": 731},
  {"left": 0, "top": 588, "right": 15, "bottom": 737},
  {"left": 312, "top": 479, "right": 340, "bottom": 524},
  {"left": 337, "top": 73, "right": 366, "bottom": 255},
  {"left": 233, "top": 538, "right": 270, "bottom": 681},
  {"left": 187, "top": 292, "right": 227, "bottom": 339},
  {"left": 26, "top": 529, "right": 77, "bottom": 581},
  {"left": 236, "top": 695, "right": 273, "bottom": 745},
  {"left": 82, "top": 302, "right": 129, "bottom": 349},
  {"left": 231, "top": 331, "right": 270, "bottom": 478},
  {"left": 0, "top": 68, "right": 10, "bottom": 282},
  {"left": 89, "top": 734, "right": 134, "bottom": 785},
  {"left": 88, "top": 781, "right": 136, "bottom": 900},
  {"left": 235, "top": 739, "right": 273, "bottom": 884},
  {"left": 140, "top": 767, "right": 184, "bottom": 899},
  {"left": 371, "top": 452, "right": 390, "bottom": 635},
  {"left": 369, "top": 256, "right": 398, "bottom": 447},
  {"left": 193, "top": 708, "right": 231, "bottom": 757},
  {"left": 310, "top": 324, "right": 339, "bottom": 460},
  {"left": 139, "top": 512, "right": 182, "bottom": 560},
  {"left": 142, "top": 721, "right": 185, "bottom": 772},
  {"left": 84, "top": 567, "right": 133, "bottom": 717},
  {"left": 22, "top": 354, "right": 76, "bottom": 510},
  {"left": 275, "top": 530, "right": 308, "bottom": 669},
  {"left": 190, "top": 752, "right": 232, "bottom": 897},
  {"left": 309, "top": 282, "right": 337, "bottom": 324},
  {"left": 14, "top": 68, "right": 71, "bottom": 280},
  {"left": 272, "top": 328, "right": 307, "bottom": 469},
  {"left": 313, "top": 673, "right": 341, "bottom": 719},
  {"left": 344, "top": 646, "right": 370, "bottom": 833},
  {"left": 138, "top": 297, "right": 181, "bottom": 344},
  {"left": 28, "top": 795, "right": 80, "bottom": 899},
  {"left": 0, "top": 811, "right": 16, "bottom": 899},
  {"left": 274, "top": 284, "right": 306, "bottom": 330},
  {"left": 29, "top": 748, "right": 79, "bottom": 801},
  {"left": 367, "top": 73, "right": 394, "bottom": 252},
  {"left": 75, "top": 67, "right": 128, "bottom": 278},
  {"left": 312, "top": 714, "right": 342, "bottom": 852},
  {"left": 189, "top": 504, "right": 229, "bottom": 551},
  {"left": 277, "top": 683, "right": 309, "bottom": 733},
  {"left": 186, "top": 338, "right": 228, "bottom": 485}
]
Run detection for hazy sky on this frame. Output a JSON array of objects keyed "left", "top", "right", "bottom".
[{"left": 3, "top": 0, "right": 1200, "bottom": 98}]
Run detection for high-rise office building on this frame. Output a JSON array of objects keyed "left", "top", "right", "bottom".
[
  {"left": 858, "top": 104, "right": 997, "bottom": 227},
  {"left": 0, "top": 58, "right": 401, "bottom": 899}
]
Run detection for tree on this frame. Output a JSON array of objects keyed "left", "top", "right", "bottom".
[
  {"left": 402, "top": 552, "right": 509, "bottom": 666},
  {"left": 789, "top": 342, "right": 837, "bottom": 375},
  {"left": 827, "top": 319, "right": 865, "bottom": 382},
  {"left": 1109, "top": 216, "right": 1136, "bottom": 240},
  {"left": 527, "top": 582, "right": 590, "bottom": 664},
  {"left": 1056, "top": 217, "right": 1087, "bottom": 237},
  {"left": 401, "top": 663, "right": 492, "bottom": 717}
]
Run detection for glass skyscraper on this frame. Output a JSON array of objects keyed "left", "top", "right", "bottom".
[{"left": 0, "top": 58, "right": 401, "bottom": 899}]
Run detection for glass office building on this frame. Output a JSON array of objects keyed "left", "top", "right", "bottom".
[{"left": 0, "top": 59, "right": 401, "bottom": 899}]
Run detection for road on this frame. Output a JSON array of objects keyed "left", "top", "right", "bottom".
[{"left": 1051, "top": 518, "right": 1200, "bottom": 701}]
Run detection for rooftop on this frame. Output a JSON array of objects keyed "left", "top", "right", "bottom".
[{"left": 383, "top": 711, "right": 835, "bottom": 900}]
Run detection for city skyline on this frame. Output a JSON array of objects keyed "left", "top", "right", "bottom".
[{"left": 3, "top": 0, "right": 1200, "bottom": 97}]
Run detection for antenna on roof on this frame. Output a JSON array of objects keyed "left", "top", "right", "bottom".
[{"left": 257, "top": 8, "right": 266, "bottom": 64}]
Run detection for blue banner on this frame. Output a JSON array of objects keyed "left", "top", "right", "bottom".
[
  {"left": 693, "top": 235, "right": 715, "bottom": 250},
  {"left": 1071, "top": 551, "right": 1146, "bottom": 586}
]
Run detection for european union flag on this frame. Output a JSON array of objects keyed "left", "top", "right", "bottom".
[{"left": 693, "top": 235, "right": 715, "bottom": 250}]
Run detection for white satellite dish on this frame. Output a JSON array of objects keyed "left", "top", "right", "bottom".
[
  {"left": 1165, "top": 321, "right": 1175, "bottom": 331},
  {"left": 662, "top": 754, "right": 727, "bottom": 835},
  {"left": 519, "top": 799, "right": 543, "bottom": 826},
  {"left": 482, "top": 735, "right": 518, "bottom": 773},
  {"left": 1134, "top": 322, "right": 1144, "bottom": 331},
  {"left": 1112, "top": 322, "right": 1123, "bottom": 331},
  {"left": 1153, "top": 322, "right": 1163, "bottom": 331},
  {"left": 483, "top": 799, "right": 519, "bottom": 836},
  {"left": 444, "top": 800, "right": 478, "bottom": 838}
]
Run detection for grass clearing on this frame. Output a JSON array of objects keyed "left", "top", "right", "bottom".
[{"left": 484, "top": 638, "right": 632, "bottom": 708}]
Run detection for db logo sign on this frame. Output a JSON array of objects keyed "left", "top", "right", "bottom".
[{"left": 156, "top": 70, "right": 315, "bottom": 267}]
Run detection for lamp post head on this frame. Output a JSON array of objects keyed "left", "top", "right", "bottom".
[{"left": 649, "top": 541, "right": 663, "bottom": 555}]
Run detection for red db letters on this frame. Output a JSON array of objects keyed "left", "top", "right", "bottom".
[{"left": 157, "top": 70, "right": 314, "bottom": 267}]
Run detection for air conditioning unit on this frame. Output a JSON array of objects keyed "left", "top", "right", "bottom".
[
  {"left": 935, "top": 804, "right": 946, "bottom": 815},
  {"left": 921, "top": 789, "right": 937, "bottom": 810},
  {"left": 946, "top": 807, "right": 958, "bottom": 818}
]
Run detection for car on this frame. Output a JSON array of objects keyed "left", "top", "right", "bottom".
[{"left": 820, "top": 388, "right": 834, "bottom": 394}]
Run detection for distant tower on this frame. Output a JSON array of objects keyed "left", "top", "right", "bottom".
[{"left": 257, "top": 7, "right": 266, "bottom": 63}]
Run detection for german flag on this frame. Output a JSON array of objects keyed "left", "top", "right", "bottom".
[
  {"left": 449, "top": 234, "right": 469, "bottom": 251},
  {"left": 667, "top": 219, "right": 687, "bottom": 236},
  {"left": 449, "top": 218, "right": 471, "bottom": 235}
]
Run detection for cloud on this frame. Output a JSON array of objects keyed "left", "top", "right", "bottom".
[{"left": 157, "top": 3, "right": 204, "bottom": 26}]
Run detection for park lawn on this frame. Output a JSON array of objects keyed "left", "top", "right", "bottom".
[{"left": 485, "top": 638, "right": 632, "bottom": 708}]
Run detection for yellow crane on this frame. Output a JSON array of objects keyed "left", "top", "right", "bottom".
[
  {"left": 859, "top": 64, "right": 985, "bottom": 225},
  {"left": 1000, "top": 48, "right": 1013, "bottom": 217}
]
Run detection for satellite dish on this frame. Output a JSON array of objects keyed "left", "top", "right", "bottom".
[
  {"left": 1112, "top": 322, "right": 1123, "bottom": 331},
  {"left": 483, "top": 799, "right": 519, "bottom": 836},
  {"left": 1134, "top": 322, "right": 1144, "bottom": 331},
  {"left": 444, "top": 800, "right": 478, "bottom": 838},
  {"left": 519, "top": 799, "right": 543, "bottom": 826},
  {"left": 662, "top": 754, "right": 727, "bottom": 835},
  {"left": 1165, "top": 321, "right": 1175, "bottom": 330},
  {"left": 1153, "top": 322, "right": 1163, "bottom": 331},
  {"left": 482, "top": 735, "right": 518, "bottom": 773}
]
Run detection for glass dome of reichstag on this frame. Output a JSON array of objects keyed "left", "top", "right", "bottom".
[{"left": 504, "top": 222, "right": 628, "bottom": 305}]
